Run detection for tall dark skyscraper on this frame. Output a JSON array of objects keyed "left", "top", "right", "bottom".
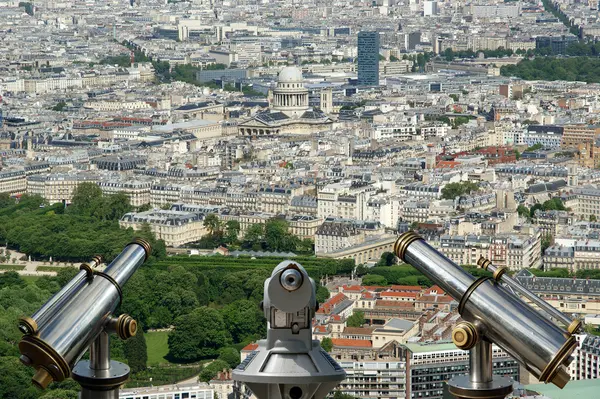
[{"left": 357, "top": 31, "right": 380, "bottom": 86}]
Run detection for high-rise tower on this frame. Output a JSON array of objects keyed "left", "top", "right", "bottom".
[{"left": 357, "top": 31, "right": 380, "bottom": 86}]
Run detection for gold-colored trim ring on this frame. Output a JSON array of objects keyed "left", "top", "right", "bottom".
[
  {"left": 492, "top": 267, "right": 508, "bottom": 281},
  {"left": 539, "top": 334, "right": 577, "bottom": 384},
  {"left": 130, "top": 238, "right": 152, "bottom": 261},
  {"left": 452, "top": 322, "right": 479, "bottom": 350},
  {"left": 93, "top": 271, "right": 123, "bottom": 303},
  {"left": 393, "top": 231, "right": 422, "bottom": 262},
  {"left": 458, "top": 277, "right": 492, "bottom": 315},
  {"left": 18, "top": 335, "right": 70, "bottom": 389},
  {"left": 90, "top": 255, "right": 103, "bottom": 267},
  {"left": 568, "top": 319, "right": 582, "bottom": 335},
  {"left": 116, "top": 314, "right": 137, "bottom": 340},
  {"left": 477, "top": 256, "right": 491, "bottom": 270},
  {"left": 79, "top": 263, "right": 94, "bottom": 280},
  {"left": 18, "top": 317, "right": 38, "bottom": 335}
]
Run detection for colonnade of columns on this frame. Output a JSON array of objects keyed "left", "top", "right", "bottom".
[{"left": 274, "top": 93, "right": 308, "bottom": 108}]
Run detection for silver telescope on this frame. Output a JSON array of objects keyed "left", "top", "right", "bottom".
[
  {"left": 477, "top": 256, "right": 582, "bottom": 334},
  {"left": 18, "top": 239, "right": 151, "bottom": 395},
  {"left": 394, "top": 232, "right": 576, "bottom": 399}
]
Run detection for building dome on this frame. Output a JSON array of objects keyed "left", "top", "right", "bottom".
[{"left": 278, "top": 66, "right": 304, "bottom": 83}]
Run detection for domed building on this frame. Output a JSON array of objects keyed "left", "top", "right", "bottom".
[{"left": 238, "top": 66, "right": 333, "bottom": 136}]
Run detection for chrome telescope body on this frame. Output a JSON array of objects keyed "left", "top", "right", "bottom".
[
  {"left": 477, "top": 256, "right": 582, "bottom": 334},
  {"left": 394, "top": 232, "right": 576, "bottom": 391},
  {"left": 18, "top": 239, "right": 151, "bottom": 391}
]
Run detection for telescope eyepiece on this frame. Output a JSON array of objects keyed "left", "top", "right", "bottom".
[{"left": 280, "top": 268, "right": 303, "bottom": 291}]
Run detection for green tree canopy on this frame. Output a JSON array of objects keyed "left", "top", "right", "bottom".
[
  {"left": 168, "top": 307, "right": 232, "bottom": 361},
  {"left": 320, "top": 337, "right": 333, "bottom": 352},
  {"left": 441, "top": 181, "right": 480, "bottom": 200},
  {"left": 217, "top": 347, "right": 241, "bottom": 369},
  {"left": 221, "top": 299, "right": 266, "bottom": 343},
  {"left": 199, "top": 359, "right": 230, "bottom": 382},
  {"left": 124, "top": 325, "right": 148, "bottom": 373},
  {"left": 346, "top": 311, "right": 365, "bottom": 328},
  {"left": 362, "top": 274, "right": 388, "bottom": 286}
]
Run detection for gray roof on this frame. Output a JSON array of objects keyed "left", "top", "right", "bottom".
[{"left": 514, "top": 269, "right": 600, "bottom": 296}]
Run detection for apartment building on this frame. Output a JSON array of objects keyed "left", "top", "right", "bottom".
[
  {"left": 562, "top": 125, "right": 600, "bottom": 147},
  {"left": 515, "top": 269, "right": 600, "bottom": 317},
  {"left": 318, "top": 181, "right": 376, "bottom": 220},
  {"left": 532, "top": 210, "right": 572, "bottom": 237},
  {"left": 329, "top": 339, "right": 518, "bottom": 399},
  {"left": 150, "top": 184, "right": 183, "bottom": 208},
  {"left": 27, "top": 173, "right": 100, "bottom": 204},
  {"left": 406, "top": 342, "right": 519, "bottom": 399},
  {"left": 567, "top": 187, "right": 600, "bottom": 220},
  {"left": 120, "top": 210, "right": 206, "bottom": 247},
  {"left": 0, "top": 169, "right": 27, "bottom": 194},
  {"left": 119, "top": 383, "right": 214, "bottom": 399},
  {"left": 98, "top": 180, "right": 151, "bottom": 207},
  {"left": 438, "top": 230, "right": 542, "bottom": 270}
]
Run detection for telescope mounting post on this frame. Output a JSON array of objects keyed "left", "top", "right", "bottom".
[
  {"left": 72, "top": 328, "right": 132, "bottom": 399},
  {"left": 447, "top": 332, "right": 513, "bottom": 399}
]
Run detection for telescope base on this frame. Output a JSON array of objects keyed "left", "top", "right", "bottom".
[
  {"left": 72, "top": 359, "right": 130, "bottom": 399},
  {"left": 448, "top": 375, "right": 514, "bottom": 399}
]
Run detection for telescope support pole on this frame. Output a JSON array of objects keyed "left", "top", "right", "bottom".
[
  {"left": 469, "top": 340, "right": 492, "bottom": 385},
  {"left": 73, "top": 330, "right": 130, "bottom": 399},
  {"left": 447, "top": 338, "right": 514, "bottom": 399}
]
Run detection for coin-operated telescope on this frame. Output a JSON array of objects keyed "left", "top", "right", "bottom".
[
  {"left": 18, "top": 239, "right": 152, "bottom": 399},
  {"left": 394, "top": 232, "right": 577, "bottom": 399},
  {"left": 232, "top": 260, "right": 346, "bottom": 399}
]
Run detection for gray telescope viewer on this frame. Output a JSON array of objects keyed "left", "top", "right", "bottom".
[
  {"left": 17, "top": 239, "right": 152, "bottom": 399},
  {"left": 232, "top": 260, "right": 346, "bottom": 399},
  {"left": 394, "top": 232, "right": 578, "bottom": 399}
]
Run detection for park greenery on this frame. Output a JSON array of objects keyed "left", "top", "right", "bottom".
[
  {"left": 440, "top": 181, "right": 480, "bottom": 200},
  {"left": 0, "top": 185, "right": 165, "bottom": 262},
  {"left": 501, "top": 57, "right": 600, "bottom": 84},
  {"left": 196, "top": 214, "right": 314, "bottom": 253}
]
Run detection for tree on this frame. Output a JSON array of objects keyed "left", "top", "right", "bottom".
[
  {"left": 218, "top": 347, "right": 241, "bottom": 368},
  {"left": 225, "top": 220, "right": 241, "bottom": 244},
  {"left": 51, "top": 101, "right": 67, "bottom": 112},
  {"left": 529, "top": 203, "right": 543, "bottom": 218},
  {"left": 316, "top": 284, "right": 330, "bottom": 304},
  {"left": 441, "top": 182, "right": 480, "bottom": 200},
  {"left": 0, "top": 271, "right": 26, "bottom": 289},
  {"left": 0, "top": 193, "right": 13, "bottom": 208},
  {"left": 377, "top": 252, "right": 397, "bottom": 266},
  {"left": 346, "top": 311, "right": 365, "bottom": 328},
  {"left": 362, "top": 274, "right": 388, "bottom": 286},
  {"left": 168, "top": 307, "right": 232, "bottom": 361},
  {"left": 243, "top": 223, "right": 264, "bottom": 249},
  {"left": 69, "top": 182, "right": 103, "bottom": 216},
  {"left": 221, "top": 299, "right": 266, "bottom": 343},
  {"left": 199, "top": 359, "right": 230, "bottom": 382},
  {"left": 321, "top": 337, "right": 333, "bottom": 352},
  {"left": 204, "top": 214, "right": 221, "bottom": 235},
  {"left": 541, "top": 235, "right": 552, "bottom": 254},
  {"left": 517, "top": 205, "right": 530, "bottom": 219},
  {"left": 124, "top": 325, "right": 148, "bottom": 373},
  {"left": 542, "top": 198, "right": 566, "bottom": 211}
]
